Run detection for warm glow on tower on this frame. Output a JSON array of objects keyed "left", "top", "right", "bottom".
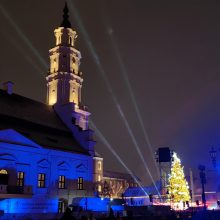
[
  {"left": 46, "top": 3, "right": 83, "bottom": 107},
  {"left": 46, "top": 3, "right": 91, "bottom": 131}
]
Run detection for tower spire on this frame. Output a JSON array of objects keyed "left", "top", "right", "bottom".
[{"left": 60, "top": 2, "right": 71, "bottom": 28}]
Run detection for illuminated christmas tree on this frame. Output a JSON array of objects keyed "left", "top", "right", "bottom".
[{"left": 168, "top": 152, "right": 190, "bottom": 204}]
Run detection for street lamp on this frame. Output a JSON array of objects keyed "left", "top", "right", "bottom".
[
  {"left": 198, "top": 165, "right": 206, "bottom": 210},
  {"left": 209, "top": 147, "right": 217, "bottom": 168}
]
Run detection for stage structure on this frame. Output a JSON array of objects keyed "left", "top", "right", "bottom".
[{"left": 155, "top": 147, "right": 173, "bottom": 197}]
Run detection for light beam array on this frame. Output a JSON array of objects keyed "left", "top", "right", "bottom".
[
  {"left": 107, "top": 28, "right": 160, "bottom": 179},
  {"left": 68, "top": 0, "right": 160, "bottom": 195}
]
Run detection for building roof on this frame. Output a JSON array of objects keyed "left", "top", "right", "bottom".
[
  {"left": 94, "top": 151, "right": 102, "bottom": 158},
  {"left": 0, "top": 89, "right": 89, "bottom": 155},
  {"left": 123, "top": 181, "right": 161, "bottom": 197},
  {"left": 124, "top": 186, "right": 156, "bottom": 197},
  {"left": 103, "top": 170, "right": 139, "bottom": 181}
]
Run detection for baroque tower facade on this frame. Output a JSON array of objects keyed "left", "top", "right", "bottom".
[{"left": 46, "top": 3, "right": 90, "bottom": 131}]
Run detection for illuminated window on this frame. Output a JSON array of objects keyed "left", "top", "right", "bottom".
[
  {"left": 77, "top": 177, "right": 83, "bottom": 190},
  {"left": 0, "top": 169, "right": 7, "bottom": 174},
  {"left": 98, "top": 175, "right": 101, "bottom": 182},
  {"left": 17, "top": 172, "right": 24, "bottom": 187},
  {"left": 98, "top": 161, "right": 102, "bottom": 171},
  {"left": 58, "top": 175, "right": 65, "bottom": 189},
  {"left": 38, "top": 173, "right": 46, "bottom": 188},
  {"left": 98, "top": 185, "right": 102, "bottom": 192},
  {"left": 56, "top": 36, "right": 61, "bottom": 45}
]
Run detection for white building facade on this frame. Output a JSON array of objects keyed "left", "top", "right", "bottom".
[{"left": 0, "top": 4, "right": 96, "bottom": 218}]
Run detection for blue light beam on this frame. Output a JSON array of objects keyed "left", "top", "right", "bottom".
[
  {"left": 68, "top": 0, "right": 160, "bottom": 195},
  {"left": 117, "top": 104, "right": 161, "bottom": 196},
  {"left": 0, "top": 4, "right": 48, "bottom": 69},
  {"left": 90, "top": 120, "right": 148, "bottom": 196},
  {"left": 3, "top": 32, "right": 45, "bottom": 76},
  {"left": 107, "top": 28, "right": 160, "bottom": 178}
]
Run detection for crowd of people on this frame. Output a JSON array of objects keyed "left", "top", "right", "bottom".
[
  {"left": 60, "top": 207, "right": 120, "bottom": 220},
  {"left": 59, "top": 206, "right": 220, "bottom": 220}
]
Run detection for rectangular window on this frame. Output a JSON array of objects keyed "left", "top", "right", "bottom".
[
  {"left": 77, "top": 177, "right": 83, "bottom": 190},
  {"left": 98, "top": 175, "right": 101, "bottom": 182},
  {"left": 98, "top": 185, "right": 102, "bottom": 192},
  {"left": 58, "top": 175, "right": 65, "bottom": 189},
  {"left": 38, "top": 173, "right": 46, "bottom": 188},
  {"left": 17, "top": 172, "right": 24, "bottom": 187}
]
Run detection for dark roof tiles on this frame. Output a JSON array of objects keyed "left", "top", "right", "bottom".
[
  {"left": 0, "top": 89, "right": 68, "bottom": 131},
  {"left": 0, "top": 89, "right": 89, "bottom": 155}
]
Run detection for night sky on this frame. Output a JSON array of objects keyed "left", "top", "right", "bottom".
[{"left": 0, "top": 0, "right": 220, "bottom": 185}]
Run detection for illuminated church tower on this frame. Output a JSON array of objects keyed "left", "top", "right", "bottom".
[{"left": 46, "top": 3, "right": 90, "bottom": 131}]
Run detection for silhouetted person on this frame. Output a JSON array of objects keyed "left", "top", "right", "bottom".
[
  {"left": 89, "top": 212, "right": 95, "bottom": 220},
  {"left": 60, "top": 207, "right": 75, "bottom": 220},
  {"left": 108, "top": 207, "right": 115, "bottom": 219},
  {"left": 127, "top": 210, "right": 133, "bottom": 220},
  {"left": 116, "top": 212, "right": 120, "bottom": 219},
  {"left": 77, "top": 207, "right": 83, "bottom": 220}
]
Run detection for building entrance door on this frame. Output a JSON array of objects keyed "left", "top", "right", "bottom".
[{"left": 58, "top": 199, "right": 67, "bottom": 213}]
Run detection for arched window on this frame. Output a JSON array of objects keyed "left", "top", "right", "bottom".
[
  {"left": 98, "top": 161, "right": 102, "bottom": 171},
  {"left": 53, "top": 58, "right": 57, "bottom": 72},
  {"left": 0, "top": 169, "right": 8, "bottom": 185},
  {"left": 0, "top": 169, "right": 7, "bottom": 174},
  {"left": 69, "top": 37, "right": 72, "bottom": 46},
  {"left": 56, "top": 36, "right": 61, "bottom": 45},
  {"left": 98, "top": 175, "right": 101, "bottom": 181}
]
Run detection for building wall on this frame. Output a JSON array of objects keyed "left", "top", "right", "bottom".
[
  {"left": 102, "top": 177, "right": 131, "bottom": 198},
  {"left": 0, "top": 131, "right": 94, "bottom": 214},
  {"left": 93, "top": 156, "right": 103, "bottom": 194},
  {"left": 93, "top": 156, "right": 138, "bottom": 198}
]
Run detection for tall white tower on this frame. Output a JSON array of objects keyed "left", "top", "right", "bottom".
[{"left": 46, "top": 3, "right": 90, "bottom": 131}]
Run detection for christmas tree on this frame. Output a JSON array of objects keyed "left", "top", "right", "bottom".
[{"left": 168, "top": 152, "right": 190, "bottom": 204}]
